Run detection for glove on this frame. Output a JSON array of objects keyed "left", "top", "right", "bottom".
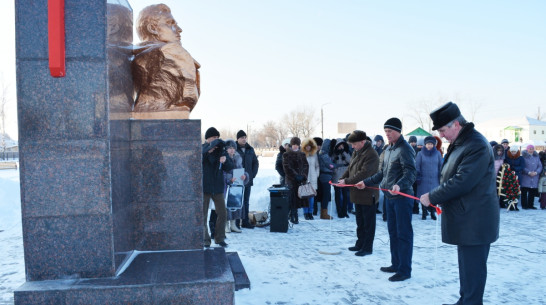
[{"left": 295, "top": 175, "right": 305, "bottom": 183}]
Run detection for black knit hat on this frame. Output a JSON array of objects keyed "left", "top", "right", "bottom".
[
  {"left": 384, "top": 117, "right": 402, "bottom": 133},
  {"left": 313, "top": 137, "right": 323, "bottom": 147},
  {"left": 205, "top": 127, "right": 220, "bottom": 139},
  {"left": 430, "top": 101, "right": 461, "bottom": 130},
  {"left": 408, "top": 136, "right": 417, "bottom": 143},
  {"left": 290, "top": 137, "right": 301, "bottom": 146},
  {"left": 236, "top": 130, "right": 247, "bottom": 139},
  {"left": 424, "top": 136, "right": 436, "bottom": 145},
  {"left": 347, "top": 130, "right": 367, "bottom": 143},
  {"left": 373, "top": 135, "right": 384, "bottom": 142}
]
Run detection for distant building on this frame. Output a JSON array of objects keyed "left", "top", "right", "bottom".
[{"left": 476, "top": 116, "right": 546, "bottom": 149}]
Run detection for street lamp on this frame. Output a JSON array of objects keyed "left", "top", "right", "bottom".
[{"left": 321, "top": 103, "right": 331, "bottom": 139}]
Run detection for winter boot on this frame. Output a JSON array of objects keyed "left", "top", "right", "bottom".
[
  {"left": 320, "top": 209, "right": 333, "bottom": 220},
  {"left": 431, "top": 210, "right": 437, "bottom": 220},
  {"left": 308, "top": 213, "right": 314, "bottom": 220},
  {"left": 290, "top": 209, "right": 299, "bottom": 224},
  {"left": 230, "top": 220, "right": 242, "bottom": 233},
  {"left": 225, "top": 221, "right": 231, "bottom": 233}
]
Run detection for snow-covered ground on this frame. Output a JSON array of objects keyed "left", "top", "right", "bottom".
[{"left": 1, "top": 157, "right": 545, "bottom": 305}]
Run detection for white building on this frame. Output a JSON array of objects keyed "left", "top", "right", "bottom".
[{"left": 476, "top": 116, "right": 546, "bottom": 149}]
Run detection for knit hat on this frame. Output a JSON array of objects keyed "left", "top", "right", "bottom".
[
  {"left": 430, "top": 101, "right": 461, "bottom": 130},
  {"left": 527, "top": 144, "right": 535, "bottom": 150},
  {"left": 424, "top": 136, "right": 436, "bottom": 145},
  {"left": 489, "top": 141, "right": 498, "bottom": 147},
  {"left": 224, "top": 139, "right": 237, "bottom": 149},
  {"left": 408, "top": 136, "right": 417, "bottom": 143},
  {"left": 204, "top": 127, "right": 220, "bottom": 139},
  {"left": 236, "top": 130, "right": 247, "bottom": 139},
  {"left": 347, "top": 130, "right": 367, "bottom": 143},
  {"left": 290, "top": 137, "right": 301, "bottom": 146},
  {"left": 313, "top": 137, "right": 323, "bottom": 147},
  {"left": 282, "top": 138, "right": 291, "bottom": 146},
  {"left": 509, "top": 146, "right": 519, "bottom": 153},
  {"left": 384, "top": 118, "right": 402, "bottom": 133},
  {"left": 373, "top": 135, "right": 384, "bottom": 142},
  {"left": 501, "top": 139, "right": 509, "bottom": 144}
]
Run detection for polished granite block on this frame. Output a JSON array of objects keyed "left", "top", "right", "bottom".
[
  {"left": 132, "top": 200, "right": 202, "bottom": 250},
  {"left": 15, "top": 248, "right": 235, "bottom": 305},
  {"left": 16, "top": 61, "right": 109, "bottom": 141},
  {"left": 129, "top": 120, "right": 203, "bottom": 250},
  {"left": 15, "top": 0, "right": 107, "bottom": 60},
  {"left": 22, "top": 214, "right": 115, "bottom": 281},
  {"left": 19, "top": 140, "right": 111, "bottom": 218}
]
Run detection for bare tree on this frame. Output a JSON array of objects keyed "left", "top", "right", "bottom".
[
  {"left": 254, "top": 120, "right": 288, "bottom": 148},
  {"left": 407, "top": 97, "right": 445, "bottom": 132},
  {"left": 282, "top": 106, "right": 316, "bottom": 139}
]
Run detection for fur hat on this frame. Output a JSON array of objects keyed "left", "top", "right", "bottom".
[
  {"left": 302, "top": 138, "right": 318, "bottom": 156},
  {"left": 509, "top": 145, "right": 519, "bottom": 153},
  {"left": 236, "top": 130, "right": 247, "bottom": 139},
  {"left": 347, "top": 130, "right": 367, "bottom": 143},
  {"left": 430, "top": 101, "right": 461, "bottom": 130},
  {"left": 384, "top": 118, "right": 402, "bottom": 133},
  {"left": 408, "top": 136, "right": 417, "bottom": 143},
  {"left": 290, "top": 137, "right": 301, "bottom": 146},
  {"left": 373, "top": 135, "right": 384, "bottom": 142},
  {"left": 313, "top": 137, "right": 323, "bottom": 147},
  {"left": 224, "top": 139, "right": 237, "bottom": 149},
  {"left": 204, "top": 127, "right": 220, "bottom": 139},
  {"left": 424, "top": 136, "right": 436, "bottom": 145}
]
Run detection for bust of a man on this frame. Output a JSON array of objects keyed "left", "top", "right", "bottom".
[{"left": 132, "top": 4, "right": 200, "bottom": 117}]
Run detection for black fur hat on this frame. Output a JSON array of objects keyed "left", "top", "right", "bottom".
[{"left": 347, "top": 130, "right": 366, "bottom": 143}]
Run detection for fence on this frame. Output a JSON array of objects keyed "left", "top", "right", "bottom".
[{"left": 0, "top": 151, "right": 19, "bottom": 160}]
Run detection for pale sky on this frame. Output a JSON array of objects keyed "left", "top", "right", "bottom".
[{"left": 1, "top": 1, "right": 545, "bottom": 140}]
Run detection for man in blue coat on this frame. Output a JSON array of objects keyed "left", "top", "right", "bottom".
[{"left": 420, "top": 102, "right": 499, "bottom": 305}]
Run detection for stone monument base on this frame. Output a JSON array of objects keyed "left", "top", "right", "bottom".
[{"left": 15, "top": 248, "right": 239, "bottom": 304}]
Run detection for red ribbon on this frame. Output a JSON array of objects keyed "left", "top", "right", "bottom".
[{"left": 329, "top": 181, "right": 442, "bottom": 215}]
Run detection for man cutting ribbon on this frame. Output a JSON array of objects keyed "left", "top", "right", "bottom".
[
  {"left": 420, "top": 102, "right": 499, "bottom": 305},
  {"left": 354, "top": 117, "right": 416, "bottom": 282}
]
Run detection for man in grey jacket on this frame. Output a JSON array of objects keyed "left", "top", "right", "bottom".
[
  {"left": 356, "top": 118, "right": 416, "bottom": 282},
  {"left": 420, "top": 102, "right": 499, "bottom": 305}
]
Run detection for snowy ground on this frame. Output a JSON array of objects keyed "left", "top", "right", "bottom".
[{"left": 1, "top": 157, "right": 545, "bottom": 305}]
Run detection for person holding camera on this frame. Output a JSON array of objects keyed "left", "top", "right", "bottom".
[
  {"left": 202, "top": 127, "right": 233, "bottom": 247},
  {"left": 282, "top": 137, "right": 309, "bottom": 224}
]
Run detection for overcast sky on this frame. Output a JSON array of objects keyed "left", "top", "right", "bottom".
[{"left": 1, "top": 0, "right": 545, "bottom": 140}]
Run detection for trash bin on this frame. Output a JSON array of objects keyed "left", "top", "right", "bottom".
[{"left": 268, "top": 185, "right": 290, "bottom": 233}]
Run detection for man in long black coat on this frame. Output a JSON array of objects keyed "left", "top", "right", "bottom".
[
  {"left": 235, "top": 130, "right": 260, "bottom": 228},
  {"left": 420, "top": 102, "right": 499, "bottom": 305}
]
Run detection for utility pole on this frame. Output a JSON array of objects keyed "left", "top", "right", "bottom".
[{"left": 321, "top": 103, "right": 330, "bottom": 139}]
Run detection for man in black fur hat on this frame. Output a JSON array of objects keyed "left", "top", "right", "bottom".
[{"left": 420, "top": 102, "right": 499, "bottom": 305}]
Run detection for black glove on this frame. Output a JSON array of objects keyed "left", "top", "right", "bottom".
[{"left": 295, "top": 175, "right": 305, "bottom": 183}]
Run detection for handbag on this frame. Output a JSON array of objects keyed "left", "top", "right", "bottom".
[{"left": 298, "top": 182, "right": 317, "bottom": 199}]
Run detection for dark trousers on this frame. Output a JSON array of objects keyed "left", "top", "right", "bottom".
[
  {"left": 455, "top": 244, "right": 491, "bottom": 305},
  {"left": 319, "top": 179, "right": 331, "bottom": 210},
  {"left": 315, "top": 179, "right": 323, "bottom": 213},
  {"left": 520, "top": 187, "right": 537, "bottom": 208},
  {"left": 241, "top": 185, "right": 252, "bottom": 224},
  {"left": 354, "top": 204, "right": 376, "bottom": 252},
  {"left": 334, "top": 186, "right": 350, "bottom": 217},
  {"left": 386, "top": 196, "right": 413, "bottom": 276}
]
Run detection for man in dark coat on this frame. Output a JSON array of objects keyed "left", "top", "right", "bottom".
[
  {"left": 339, "top": 130, "right": 379, "bottom": 257},
  {"left": 356, "top": 118, "right": 416, "bottom": 282},
  {"left": 235, "top": 130, "right": 260, "bottom": 228},
  {"left": 420, "top": 102, "right": 500, "bottom": 305},
  {"left": 202, "top": 127, "right": 233, "bottom": 247}
]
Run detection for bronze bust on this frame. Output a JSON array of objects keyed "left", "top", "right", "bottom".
[{"left": 132, "top": 4, "right": 201, "bottom": 118}]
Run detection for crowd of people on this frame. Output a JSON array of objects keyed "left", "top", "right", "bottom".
[{"left": 201, "top": 101, "right": 544, "bottom": 305}]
